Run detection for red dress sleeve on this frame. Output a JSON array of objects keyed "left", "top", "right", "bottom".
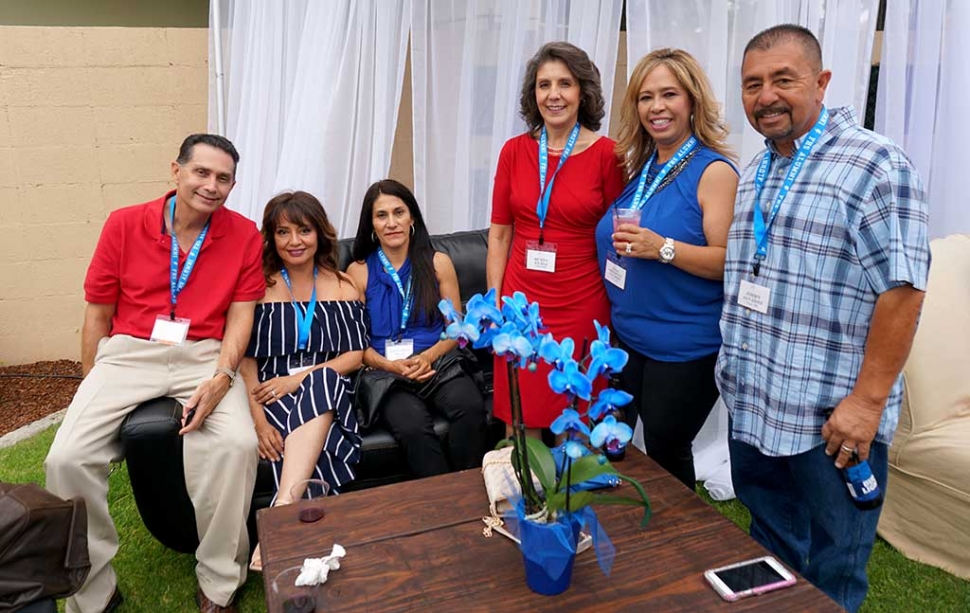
[
  {"left": 601, "top": 139, "right": 626, "bottom": 205},
  {"left": 491, "top": 138, "right": 516, "bottom": 225}
]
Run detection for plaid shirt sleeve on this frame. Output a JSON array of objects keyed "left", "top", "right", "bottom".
[{"left": 854, "top": 147, "right": 930, "bottom": 294}]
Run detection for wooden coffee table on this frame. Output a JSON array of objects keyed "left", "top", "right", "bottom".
[{"left": 257, "top": 450, "right": 841, "bottom": 612}]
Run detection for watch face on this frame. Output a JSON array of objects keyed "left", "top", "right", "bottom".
[{"left": 660, "top": 244, "right": 675, "bottom": 262}]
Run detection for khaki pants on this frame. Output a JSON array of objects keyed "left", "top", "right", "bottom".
[{"left": 45, "top": 335, "right": 257, "bottom": 612}]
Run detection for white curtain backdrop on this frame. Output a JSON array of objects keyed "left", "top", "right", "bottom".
[
  {"left": 410, "top": 0, "right": 623, "bottom": 234},
  {"left": 876, "top": 0, "right": 970, "bottom": 239},
  {"left": 208, "top": 0, "right": 410, "bottom": 236},
  {"left": 625, "top": 0, "right": 878, "bottom": 499},
  {"left": 626, "top": 0, "right": 879, "bottom": 167}
]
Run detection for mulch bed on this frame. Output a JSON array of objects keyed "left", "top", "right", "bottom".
[{"left": 0, "top": 360, "right": 82, "bottom": 437}]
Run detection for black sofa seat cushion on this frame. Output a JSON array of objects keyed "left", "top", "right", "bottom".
[{"left": 119, "top": 229, "right": 498, "bottom": 553}]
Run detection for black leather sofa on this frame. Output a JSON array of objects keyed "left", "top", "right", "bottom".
[{"left": 119, "top": 229, "right": 499, "bottom": 553}]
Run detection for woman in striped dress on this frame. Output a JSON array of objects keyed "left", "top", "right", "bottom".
[{"left": 240, "top": 191, "right": 368, "bottom": 571}]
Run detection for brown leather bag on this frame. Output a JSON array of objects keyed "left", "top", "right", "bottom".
[{"left": 0, "top": 483, "right": 90, "bottom": 611}]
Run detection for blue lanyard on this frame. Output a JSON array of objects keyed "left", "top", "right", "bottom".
[
  {"left": 627, "top": 136, "right": 697, "bottom": 212},
  {"left": 168, "top": 196, "right": 209, "bottom": 319},
  {"left": 751, "top": 107, "right": 829, "bottom": 275},
  {"left": 280, "top": 267, "right": 318, "bottom": 350},
  {"left": 376, "top": 248, "right": 413, "bottom": 337},
  {"left": 536, "top": 122, "right": 581, "bottom": 242}
]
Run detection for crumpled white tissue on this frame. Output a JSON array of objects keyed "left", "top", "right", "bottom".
[{"left": 294, "top": 544, "right": 346, "bottom": 586}]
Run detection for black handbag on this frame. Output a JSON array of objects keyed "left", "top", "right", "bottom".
[
  {"left": 351, "top": 348, "right": 483, "bottom": 429},
  {"left": 0, "top": 482, "right": 90, "bottom": 611}
]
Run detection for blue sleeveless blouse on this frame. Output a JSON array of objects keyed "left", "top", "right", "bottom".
[
  {"left": 595, "top": 145, "right": 736, "bottom": 361},
  {"left": 364, "top": 252, "right": 443, "bottom": 356}
]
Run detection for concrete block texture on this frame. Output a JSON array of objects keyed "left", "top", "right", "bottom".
[
  {"left": 2, "top": 66, "right": 94, "bottom": 107},
  {"left": 80, "top": 27, "right": 169, "bottom": 67},
  {"left": 17, "top": 145, "right": 101, "bottom": 186},
  {"left": 9, "top": 106, "right": 97, "bottom": 147},
  {"left": 0, "top": 27, "right": 87, "bottom": 68},
  {"left": 97, "top": 143, "right": 177, "bottom": 184},
  {"left": 0, "top": 148, "right": 17, "bottom": 187},
  {"left": 94, "top": 105, "right": 179, "bottom": 144},
  {"left": 12, "top": 183, "right": 105, "bottom": 225},
  {"left": 0, "top": 107, "right": 11, "bottom": 147},
  {"left": 0, "top": 25, "right": 209, "bottom": 365},
  {"left": 102, "top": 181, "right": 174, "bottom": 212}
]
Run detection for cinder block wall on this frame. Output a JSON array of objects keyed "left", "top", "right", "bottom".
[{"left": 0, "top": 26, "right": 208, "bottom": 365}]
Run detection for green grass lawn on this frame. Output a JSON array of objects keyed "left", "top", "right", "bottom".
[{"left": 2, "top": 426, "right": 968, "bottom": 612}]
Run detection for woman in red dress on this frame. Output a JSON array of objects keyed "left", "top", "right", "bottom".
[{"left": 488, "top": 41, "right": 624, "bottom": 431}]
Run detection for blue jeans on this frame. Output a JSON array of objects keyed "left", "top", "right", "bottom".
[{"left": 729, "top": 438, "right": 888, "bottom": 612}]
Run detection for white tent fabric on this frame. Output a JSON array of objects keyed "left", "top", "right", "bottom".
[
  {"left": 625, "top": 0, "right": 879, "bottom": 499},
  {"left": 410, "top": 0, "right": 622, "bottom": 234},
  {"left": 626, "top": 0, "right": 879, "bottom": 167},
  {"left": 876, "top": 0, "right": 970, "bottom": 239},
  {"left": 208, "top": 0, "right": 410, "bottom": 236}
]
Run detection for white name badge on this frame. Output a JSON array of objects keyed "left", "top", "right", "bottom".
[
  {"left": 288, "top": 354, "right": 315, "bottom": 376},
  {"left": 525, "top": 240, "right": 557, "bottom": 273},
  {"left": 604, "top": 253, "right": 627, "bottom": 289},
  {"left": 738, "top": 279, "right": 770, "bottom": 314},
  {"left": 150, "top": 315, "right": 190, "bottom": 345},
  {"left": 385, "top": 338, "right": 414, "bottom": 361}
]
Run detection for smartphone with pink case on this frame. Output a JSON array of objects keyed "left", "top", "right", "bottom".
[{"left": 704, "top": 555, "right": 797, "bottom": 602}]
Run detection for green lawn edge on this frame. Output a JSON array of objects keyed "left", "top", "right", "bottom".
[{"left": 2, "top": 426, "right": 966, "bottom": 612}]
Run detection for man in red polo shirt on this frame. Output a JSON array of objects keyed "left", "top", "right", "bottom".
[{"left": 45, "top": 134, "right": 264, "bottom": 613}]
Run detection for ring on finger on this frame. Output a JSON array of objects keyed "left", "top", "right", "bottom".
[
  {"left": 840, "top": 444, "right": 854, "bottom": 454},
  {"left": 625, "top": 242, "right": 633, "bottom": 254},
  {"left": 271, "top": 389, "right": 277, "bottom": 397}
]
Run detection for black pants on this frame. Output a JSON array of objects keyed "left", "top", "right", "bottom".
[
  {"left": 380, "top": 373, "right": 489, "bottom": 478},
  {"left": 617, "top": 339, "right": 719, "bottom": 489}
]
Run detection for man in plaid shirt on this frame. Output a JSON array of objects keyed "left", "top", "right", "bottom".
[{"left": 716, "top": 25, "right": 929, "bottom": 612}]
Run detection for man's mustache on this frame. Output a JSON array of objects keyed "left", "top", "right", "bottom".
[{"left": 754, "top": 106, "right": 790, "bottom": 119}]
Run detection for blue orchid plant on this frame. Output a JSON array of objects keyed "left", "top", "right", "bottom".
[{"left": 438, "top": 289, "right": 651, "bottom": 528}]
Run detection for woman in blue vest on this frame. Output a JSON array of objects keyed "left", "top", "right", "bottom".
[
  {"left": 347, "top": 179, "right": 489, "bottom": 478},
  {"left": 595, "top": 48, "right": 739, "bottom": 488}
]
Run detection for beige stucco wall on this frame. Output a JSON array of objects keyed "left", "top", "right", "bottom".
[{"left": 0, "top": 26, "right": 209, "bottom": 365}]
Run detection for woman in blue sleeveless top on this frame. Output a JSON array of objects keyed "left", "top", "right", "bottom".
[
  {"left": 595, "top": 49, "right": 739, "bottom": 488},
  {"left": 347, "top": 180, "right": 489, "bottom": 477},
  {"left": 240, "top": 191, "right": 368, "bottom": 571}
]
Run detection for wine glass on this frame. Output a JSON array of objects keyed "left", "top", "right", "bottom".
[{"left": 289, "top": 478, "right": 329, "bottom": 523}]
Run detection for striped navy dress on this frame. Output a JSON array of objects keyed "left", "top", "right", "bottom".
[{"left": 246, "top": 300, "right": 369, "bottom": 496}]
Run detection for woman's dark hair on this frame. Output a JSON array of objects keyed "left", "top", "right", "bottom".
[
  {"left": 352, "top": 180, "right": 440, "bottom": 324},
  {"left": 518, "top": 41, "right": 606, "bottom": 132},
  {"left": 260, "top": 191, "right": 340, "bottom": 286}
]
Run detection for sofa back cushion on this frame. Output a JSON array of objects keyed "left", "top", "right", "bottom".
[
  {"left": 900, "top": 234, "right": 970, "bottom": 433},
  {"left": 336, "top": 229, "right": 489, "bottom": 304}
]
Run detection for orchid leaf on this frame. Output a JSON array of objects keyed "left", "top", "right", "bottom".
[
  {"left": 522, "top": 436, "right": 557, "bottom": 494},
  {"left": 556, "top": 454, "right": 617, "bottom": 494},
  {"left": 545, "top": 490, "right": 595, "bottom": 514}
]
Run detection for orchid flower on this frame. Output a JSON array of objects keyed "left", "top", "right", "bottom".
[
  {"left": 590, "top": 414, "right": 634, "bottom": 453},
  {"left": 588, "top": 388, "right": 634, "bottom": 421},
  {"left": 548, "top": 359, "right": 592, "bottom": 401},
  {"left": 466, "top": 288, "right": 503, "bottom": 325},
  {"left": 501, "top": 291, "right": 543, "bottom": 337},
  {"left": 492, "top": 327, "right": 536, "bottom": 368},
  {"left": 538, "top": 334, "right": 575, "bottom": 371},
  {"left": 549, "top": 408, "right": 591, "bottom": 438},
  {"left": 438, "top": 298, "right": 481, "bottom": 348},
  {"left": 593, "top": 319, "right": 611, "bottom": 344},
  {"left": 563, "top": 440, "right": 586, "bottom": 459},
  {"left": 588, "top": 341, "right": 629, "bottom": 379}
]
